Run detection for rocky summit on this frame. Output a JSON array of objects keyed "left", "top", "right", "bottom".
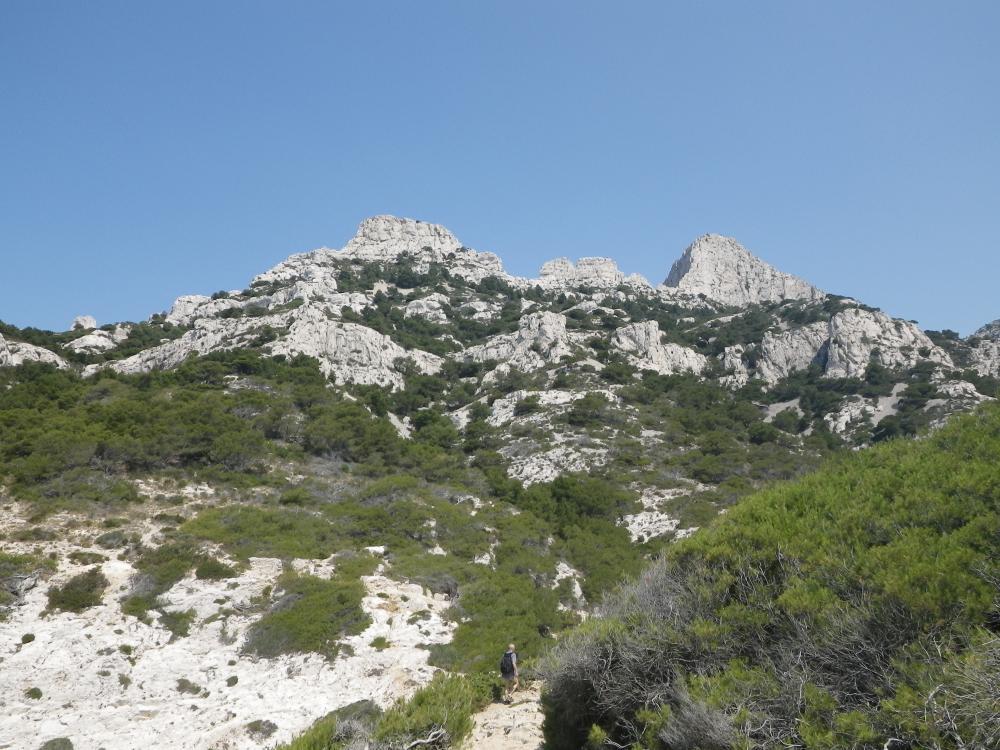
[{"left": 0, "top": 215, "right": 998, "bottom": 750}]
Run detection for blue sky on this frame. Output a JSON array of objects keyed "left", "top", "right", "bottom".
[{"left": 1, "top": 1, "right": 998, "bottom": 334}]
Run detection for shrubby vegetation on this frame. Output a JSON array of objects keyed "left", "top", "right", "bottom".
[
  {"left": 275, "top": 673, "right": 495, "bottom": 750},
  {"left": 46, "top": 567, "right": 109, "bottom": 613},
  {"left": 541, "top": 403, "right": 1000, "bottom": 750},
  {"left": 244, "top": 559, "right": 374, "bottom": 660}
]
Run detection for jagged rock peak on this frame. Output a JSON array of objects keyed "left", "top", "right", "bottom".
[
  {"left": 972, "top": 319, "right": 1000, "bottom": 341},
  {"left": 337, "top": 215, "right": 508, "bottom": 282},
  {"left": 663, "top": 234, "right": 824, "bottom": 306},
  {"left": 538, "top": 257, "right": 650, "bottom": 290},
  {"left": 342, "top": 215, "right": 463, "bottom": 260},
  {"left": 72, "top": 315, "right": 97, "bottom": 330}
]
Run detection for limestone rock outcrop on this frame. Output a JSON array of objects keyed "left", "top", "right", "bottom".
[
  {"left": 72, "top": 315, "right": 97, "bottom": 330},
  {"left": 538, "top": 257, "right": 650, "bottom": 291},
  {"left": 65, "top": 329, "right": 117, "bottom": 353},
  {"left": 970, "top": 340, "right": 1000, "bottom": 377},
  {"left": 465, "top": 312, "right": 579, "bottom": 379},
  {"left": 825, "top": 308, "right": 952, "bottom": 379},
  {"left": 663, "top": 234, "right": 823, "bottom": 306},
  {"left": 269, "top": 307, "right": 441, "bottom": 388},
  {"left": 611, "top": 321, "right": 707, "bottom": 375},
  {"left": 404, "top": 293, "right": 450, "bottom": 324},
  {"left": 339, "top": 215, "right": 508, "bottom": 284},
  {"left": 972, "top": 319, "right": 1000, "bottom": 341},
  {"left": 753, "top": 323, "right": 831, "bottom": 383},
  {"left": 0, "top": 334, "right": 68, "bottom": 369}
]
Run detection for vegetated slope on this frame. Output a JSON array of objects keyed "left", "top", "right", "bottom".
[
  {"left": 541, "top": 402, "right": 1000, "bottom": 750},
  {"left": 2, "top": 215, "right": 999, "bottom": 748}
]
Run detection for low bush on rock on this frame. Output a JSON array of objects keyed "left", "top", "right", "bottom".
[
  {"left": 243, "top": 557, "right": 375, "bottom": 660},
  {"left": 46, "top": 568, "right": 108, "bottom": 613}
]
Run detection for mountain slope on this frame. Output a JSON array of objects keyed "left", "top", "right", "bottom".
[
  {"left": 0, "top": 216, "right": 998, "bottom": 750},
  {"left": 541, "top": 402, "right": 1000, "bottom": 750}
]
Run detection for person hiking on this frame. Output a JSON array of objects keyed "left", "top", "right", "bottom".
[{"left": 500, "top": 643, "right": 519, "bottom": 703}]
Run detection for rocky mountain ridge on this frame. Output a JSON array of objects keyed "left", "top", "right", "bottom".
[
  {"left": 2, "top": 215, "right": 999, "bottom": 750},
  {"left": 3, "top": 215, "right": 998, "bottom": 446}
]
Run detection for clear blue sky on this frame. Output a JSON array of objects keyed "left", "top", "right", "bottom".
[{"left": 2, "top": 1, "right": 998, "bottom": 334}]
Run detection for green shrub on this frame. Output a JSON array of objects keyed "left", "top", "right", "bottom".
[
  {"left": 46, "top": 568, "right": 108, "bottom": 612},
  {"left": 68, "top": 551, "right": 107, "bottom": 565},
  {"left": 176, "top": 678, "right": 202, "bottom": 695},
  {"left": 541, "top": 402, "right": 1000, "bottom": 750},
  {"left": 159, "top": 609, "right": 196, "bottom": 638},
  {"left": 243, "top": 571, "right": 371, "bottom": 660},
  {"left": 194, "top": 558, "right": 236, "bottom": 580},
  {"left": 374, "top": 673, "right": 493, "bottom": 747},
  {"left": 25, "top": 686, "right": 42, "bottom": 699}
]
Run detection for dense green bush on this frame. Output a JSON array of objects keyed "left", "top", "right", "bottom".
[
  {"left": 46, "top": 568, "right": 108, "bottom": 612},
  {"left": 244, "top": 560, "right": 375, "bottom": 660},
  {"left": 541, "top": 403, "right": 1000, "bottom": 750}
]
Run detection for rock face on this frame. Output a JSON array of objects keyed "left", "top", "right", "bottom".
[
  {"left": 611, "top": 321, "right": 707, "bottom": 375},
  {"left": 973, "top": 319, "right": 1000, "bottom": 341},
  {"left": 339, "top": 215, "right": 508, "bottom": 284},
  {"left": 72, "top": 315, "right": 97, "bottom": 330},
  {"left": 269, "top": 308, "right": 441, "bottom": 388},
  {"left": 538, "top": 257, "right": 649, "bottom": 290},
  {"left": 404, "top": 293, "right": 450, "bottom": 324},
  {"left": 825, "top": 308, "right": 951, "bottom": 378},
  {"left": 0, "top": 334, "right": 68, "bottom": 369},
  {"left": 663, "top": 234, "right": 823, "bottom": 306},
  {"left": 752, "top": 323, "right": 830, "bottom": 383},
  {"left": 465, "top": 312, "right": 579, "bottom": 379},
  {"left": 970, "top": 341, "right": 1000, "bottom": 377}
]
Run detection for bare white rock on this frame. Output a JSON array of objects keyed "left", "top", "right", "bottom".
[
  {"left": 465, "top": 311, "right": 580, "bottom": 379},
  {"left": 825, "top": 308, "right": 952, "bottom": 379},
  {"left": 65, "top": 329, "right": 116, "bottom": 353},
  {"left": 338, "top": 215, "right": 510, "bottom": 284},
  {"left": 972, "top": 319, "right": 1000, "bottom": 341},
  {"left": 663, "top": 234, "right": 823, "bottom": 306},
  {"left": 538, "top": 257, "right": 650, "bottom": 291},
  {"left": 404, "top": 293, "right": 450, "bottom": 324},
  {"left": 0, "top": 333, "right": 68, "bottom": 369},
  {"left": 269, "top": 307, "right": 441, "bottom": 388},
  {"left": 0, "top": 549, "right": 455, "bottom": 750},
  {"left": 753, "top": 322, "right": 830, "bottom": 383},
  {"left": 970, "top": 340, "right": 1000, "bottom": 377},
  {"left": 71, "top": 314, "right": 97, "bottom": 330},
  {"left": 611, "top": 321, "right": 707, "bottom": 375}
]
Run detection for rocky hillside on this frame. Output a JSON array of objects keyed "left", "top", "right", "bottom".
[{"left": 0, "top": 216, "right": 997, "bottom": 750}]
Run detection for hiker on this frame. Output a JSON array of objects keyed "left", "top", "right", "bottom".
[{"left": 500, "top": 642, "right": 519, "bottom": 703}]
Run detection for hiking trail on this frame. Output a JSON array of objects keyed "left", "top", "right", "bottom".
[{"left": 463, "top": 682, "right": 544, "bottom": 749}]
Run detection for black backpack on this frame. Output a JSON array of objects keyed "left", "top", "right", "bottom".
[{"left": 500, "top": 651, "right": 515, "bottom": 676}]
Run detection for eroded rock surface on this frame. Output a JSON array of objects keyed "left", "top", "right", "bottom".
[{"left": 663, "top": 234, "right": 823, "bottom": 305}]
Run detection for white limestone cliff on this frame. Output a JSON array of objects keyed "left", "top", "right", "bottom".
[
  {"left": 752, "top": 322, "right": 830, "bottom": 383},
  {"left": 825, "top": 308, "right": 952, "bottom": 379},
  {"left": 71, "top": 315, "right": 97, "bottom": 330},
  {"left": 663, "top": 234, "right": 823, "bottom": 306},
  {"left": 611, "top": 321, "right": 707, "bottom": 375}
]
